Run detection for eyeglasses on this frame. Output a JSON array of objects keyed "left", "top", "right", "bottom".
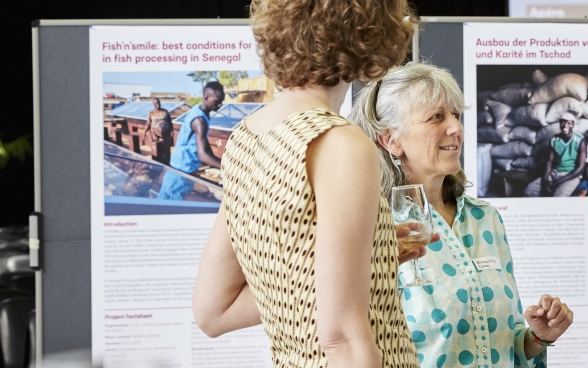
[{"left": 559, "top": 119, "right": 575, "bottom": 126}]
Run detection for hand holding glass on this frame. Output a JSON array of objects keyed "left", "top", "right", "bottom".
[{"left": 390, "top": 184, "right": 434, "bottom": 288}]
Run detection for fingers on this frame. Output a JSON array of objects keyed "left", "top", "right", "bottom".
[
  {"left": 527, "top": 295, "right": 575, "bottom": 329},
  {"left": 524, "top": 304, "right": 541, "bottom": 322},
  {"left": 546, "top": 298, "right": 562, "bottom": 320},
  {"left": 548, "top": 303, "right": 573, "bottom": 328},
  {"left": 394, "top": 224, "right": 441, "bottom": 245},
  {"left": 429, "top": 233, "right": 441, "bottom": 243},
  {"left": 537, "top": 294, "right": 554, "bottom": 315},
  {"left": 397, "top": 247, "right": 426, "bottom": 265},
  {"left": 398, "top": 250, "right": 419, "bottom": 265},
  {"left": 395, "top": 225, "right": 411, "bottom": 238}
]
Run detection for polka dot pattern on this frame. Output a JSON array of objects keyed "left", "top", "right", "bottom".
[
  {"left": 491, "top": 348, "right": 500, "bottom": 364},
  {"left": 423, "top": 285, "right": 435, "bottom": 295},
  {"left": 442, "top": 264, "right": 456, "bottom": 276},
  {"left": 456, "top": 288, "right": 468, "bottom": 303},
  {"left": 431, "top": 309, "right": 446, "bottom": 323},
  {"left": 487, "top": 317, "right": 497, "bottom": 333},
  {"left": 413, "top": 331, "right": 426, "bottom": 342},
  {"left": 504, "top": 285, "right": 514, "bottom": 299},
  {"left": 462, "top": 234, "right": 474, "bottom": 247},
  {"left": 471, "top": 207, "right": 485, "bottom": 220},
  {"left": 508, "top": 315, "right": 515, "bottom": 330},
  {"left": 457, "top": 319, "right": 470, "bottom": 334},
  {"left": 482, "top": 230, "right": 494, "bottom": 244},
  {"left": 398, "top": 195, "right": 547, "bottom": 368},
  {"left": 428, "top": 241, "right": 443, "bottom": 252},
  {"left": 440, "top": 323, "right": 452, "bottom": 338},
  {"left": 436, "top": 354, "right": 446, "bottom": 368},
  {"left": 458, "top": 350, "right": 474, "bottom": 365},
  {"left": 222, "top": 109, "right": 419, "bottom": 367},
  {"left": 404, "top": 288, "right": 412, "bottom": 301},
  {"left": 482, "top": 286, "right": 494, "bottom": 302},
  {"left": 514, "top": 352, "right": 521, "bottom": 366}
]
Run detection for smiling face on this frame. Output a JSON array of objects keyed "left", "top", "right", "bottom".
[
  {"left": 387, "top": 104, "right": 463, "bottom": 185},
  {"left": 559, "top": 118, "right": 575, "bottom": 136}
]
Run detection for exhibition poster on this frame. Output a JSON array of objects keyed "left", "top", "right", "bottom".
[
  {"left": 463, "top": 22, "right": 588, "bottom": 367},
  {"left": 89, "top": 25, "right": 351, "bottom": 367},
  {"left": 89, "top": 25, "right": 275, "bottom": 367}
]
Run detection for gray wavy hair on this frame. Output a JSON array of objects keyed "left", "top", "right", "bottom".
[{"left": 348, "top": 62, "right": 469, "bottom": 202}]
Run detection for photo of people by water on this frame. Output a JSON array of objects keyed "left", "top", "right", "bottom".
[
  {"left": 102, "top": 70, "right": 275, "bottom": 215},
  {"left": 476, "top": 65, "right": 588, "bottom": 198}
]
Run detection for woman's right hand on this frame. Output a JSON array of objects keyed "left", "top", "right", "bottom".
[{"left": 395, "top": 224, "right": 439, "bottom": 265}]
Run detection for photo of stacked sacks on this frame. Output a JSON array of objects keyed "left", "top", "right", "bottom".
[{"left": 477, "top": 69, "right": 588, "bottom": 198}]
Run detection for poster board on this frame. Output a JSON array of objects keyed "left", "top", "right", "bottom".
[
  {"left": 33, "top": 17, "right": 587, "bottom": 368},
  {"left": 418, "top": 17, "right": 588, "bottom": 367},
  {"left": 33, "top": 19, "right": 352, "bottom": 367}
]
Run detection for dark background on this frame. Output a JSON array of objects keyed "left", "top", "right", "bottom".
[
  {"left": 0, "top": 0, "right": 507, "bottom": 226},
  {"left": 478, "top": 65, "right": 588, "bottom": 91}
]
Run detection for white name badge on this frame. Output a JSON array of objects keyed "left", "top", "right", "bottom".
[{"left": 473, "top": 256, "right": 501, "bottom": 271}]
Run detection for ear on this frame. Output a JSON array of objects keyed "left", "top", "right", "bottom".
[{"left": 377, "top": 131, "right": 403, "bottom": 157}]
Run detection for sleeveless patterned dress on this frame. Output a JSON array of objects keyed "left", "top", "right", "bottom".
[{"left": 221, "top": 108, "right": 419, "bottom": 368}]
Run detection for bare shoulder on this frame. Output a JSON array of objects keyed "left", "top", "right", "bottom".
[
  {"left": 306, "top": 123, "right": 379, "bottom": 188},
  {"left": 308, "top": 123, "right": 378, "bottom": 162}
]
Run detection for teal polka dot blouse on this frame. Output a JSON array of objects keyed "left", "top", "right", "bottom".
[{"left": 398, "top": 194, "right": 547, "bottom": 368}]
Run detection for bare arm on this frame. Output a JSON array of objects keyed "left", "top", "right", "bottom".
[
  {"left": 554, "top": 138, "right": 586, "bottom": 185},
  {"left": 308, "top": 125, "right": 382, "bottom": 368},
  {"left": 191, "top": 116, "right": 222, "bottom": 169},
  {"left": 542, "top": 147, "right": 555, "bottom": 183},
  {"left": 144, "top": 113, "right": 152, "bottom": 141},
  {"left": 192, "top": 201, "right": 261, "bottom": 337},
  {"left": 166, "top": 111, "right": 174, "bottom": 141}
]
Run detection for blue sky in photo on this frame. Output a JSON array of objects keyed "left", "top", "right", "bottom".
[{"left": 104, "top": 70, "right": 263, "bottom": 97}]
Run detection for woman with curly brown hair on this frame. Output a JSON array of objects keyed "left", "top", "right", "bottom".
[{"left": 193, "top": 1, "right": 421, "bottom": 367}]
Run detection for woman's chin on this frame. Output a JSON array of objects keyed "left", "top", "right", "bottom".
[{"left": 443, "top": 165, "right": 462, "bottom": 176}]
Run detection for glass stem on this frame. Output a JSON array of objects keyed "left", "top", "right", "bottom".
[{"left": 414, "top": 258, "right": 423, "bottom": 279}]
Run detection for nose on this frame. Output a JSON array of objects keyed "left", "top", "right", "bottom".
[{"left": 447, "top": 114, "right": 463, "bottom": 136}]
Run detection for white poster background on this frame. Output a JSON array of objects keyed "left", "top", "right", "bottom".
[
  {"left": 463, "top": 22, "right": 588, "bottom": 367},
  {"left": 90, "top": 25, "right": 352, "bottom": 367}
]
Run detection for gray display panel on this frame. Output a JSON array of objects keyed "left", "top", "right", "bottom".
[
  {"left": 418, "top": 22, "right": 464, "bottom": 89},
  {"left": 34, "top": 18, "right": 587, "bottom": 364},
  {"left": 37, "top": 25, "right": 92, "bottom": 354}
]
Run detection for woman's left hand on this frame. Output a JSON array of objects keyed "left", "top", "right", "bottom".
[{"left": 524, "top": 294, "right": 574, "bottom": 342}]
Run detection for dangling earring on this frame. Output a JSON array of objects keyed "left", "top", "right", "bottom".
[
  {"left": 389, "top": 152, "right": 402, "bottom": 167},
  {"left": 387, "top": 136, "right": 402, "bottom": 167}
]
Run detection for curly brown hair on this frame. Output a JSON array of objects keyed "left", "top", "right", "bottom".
[{"left": 250, "top": 0, "right": 415, "bottom": 88}]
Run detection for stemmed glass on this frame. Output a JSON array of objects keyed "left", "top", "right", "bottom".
[{"left": 390, "top": 184, "right": 434, "bottom": 288}]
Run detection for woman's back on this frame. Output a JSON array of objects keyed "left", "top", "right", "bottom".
[{"left": 221, "top": 108, "right": 419, "bottom": 367}]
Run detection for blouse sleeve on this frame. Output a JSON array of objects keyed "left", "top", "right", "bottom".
[{"left": 500, "top": 218, "right": 548, "bottom": 368}]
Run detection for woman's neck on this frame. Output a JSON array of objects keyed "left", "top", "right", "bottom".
[
  {"left": 278, "top": 81, "right": 350, "bottom": 114},
  {"left": 408, "top": 170, "right": 457, "bottom": 227}
]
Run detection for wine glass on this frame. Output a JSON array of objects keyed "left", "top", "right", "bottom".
[{"left": 390, "top": 184, "right": 434, "bottom": 288}]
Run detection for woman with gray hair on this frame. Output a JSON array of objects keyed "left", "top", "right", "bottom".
[{"left": 349, "top": 62, "right": 573, "bottom": 368}]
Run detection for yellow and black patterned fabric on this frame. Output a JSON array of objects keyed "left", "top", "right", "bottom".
[{"left": 221, "top": 108, "right": 419, "bottom": 368}]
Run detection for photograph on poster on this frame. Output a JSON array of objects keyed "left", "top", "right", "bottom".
[
  {"left": 476, "top": 65, "right": 588, "bottom": 198},
  {"left": 102, "top": 70, "right": 274, "bottom": 215}
]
